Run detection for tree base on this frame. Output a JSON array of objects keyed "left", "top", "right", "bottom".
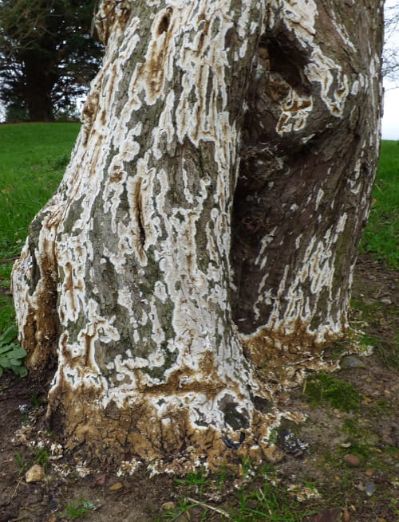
[
  {"left": 45, "top": 338, "right": 341, "bottom": 472},
  {"left": 46, "top": 391, "right": 305, "bottom": 473}
]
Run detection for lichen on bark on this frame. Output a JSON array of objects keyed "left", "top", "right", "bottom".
[{"left": 12, "top": 0, "right": 384, "bottom": 471}]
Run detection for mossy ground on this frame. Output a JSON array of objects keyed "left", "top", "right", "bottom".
[{"left": 0, "top": 126, "right": 398, "bottom": 521}]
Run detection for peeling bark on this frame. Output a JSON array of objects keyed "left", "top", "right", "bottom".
[{"left": 12, "top": 0, "right": 383, "bottom": 471}]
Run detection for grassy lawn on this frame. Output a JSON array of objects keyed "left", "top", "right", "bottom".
[
  {"left": 0, "top": 123, "right": 80, "bottom": 332},
  {"left": 362, "top": 140, "right": 399, "bottom": 268}
]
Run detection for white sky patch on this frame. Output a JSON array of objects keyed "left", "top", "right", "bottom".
[
  {"left": 382, "top": 82, "right": 399, "bottom": 139},
  {"left": 382, "top": 0, "right": 399, "bottom": 139}
]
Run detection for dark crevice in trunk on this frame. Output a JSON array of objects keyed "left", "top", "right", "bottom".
[
  {"left": 259, "top": 33, "right": 311, "bottom": 95},
  {"left": 134, "top": 178, "right": 146, "bottom": 248}
]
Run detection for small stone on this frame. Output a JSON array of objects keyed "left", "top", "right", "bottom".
[
  {"left": 365, "top": 468, "right": 374, "bottom": 477},
  {"left": 340, "top": 355, "right": 366, "bottom": 369},
  {"left": 95, "top": 474, "right": 107, "bottom": 486},
  {"left": 25, "top": 464, "right": 45, "bottom": 483},
  {"left": 380, "top": 298, "right": 392, "bottom": 305},
  {"left": 109, "top": 481, "right": 124, "bottom": 491},
  {"left": 365, "top": 481, "right": 376, "bottom": 496},
  {"left": 176, "top": 513, "right": 191, "bottom": 522},
  {"left": 161, "top": 502, "right": 176, "bottom": 512},
  {"left": 264, "top": 445, "right": 285, "bottom": 464},
  {"left": 343, "top": 454, "right": 361, "bottom": 467}
]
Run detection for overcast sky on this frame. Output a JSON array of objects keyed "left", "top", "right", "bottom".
[
  {"left": 383, "top": 84, "right": 399, "bottom": 139},
  {"left": 382, "top": 0, "right": 399, "bottom": 139}
]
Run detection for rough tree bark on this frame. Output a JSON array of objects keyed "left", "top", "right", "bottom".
[{"left": 12, "top": 0, "right": 383, "bottom": 471}]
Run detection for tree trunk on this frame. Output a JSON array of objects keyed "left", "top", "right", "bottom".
[
  {"left": 12, "top": 0, "right": 383, "bottom": 470},
  {"left": 25, "top": 90, "right": 54, "bottom": 122},
  {"left": 23, "top": 52, "right": 56, "bottom": 121}
]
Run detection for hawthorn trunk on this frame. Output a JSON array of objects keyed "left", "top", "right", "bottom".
[{"left": 12, "top": 0, "right": 383, "bottom": 470}]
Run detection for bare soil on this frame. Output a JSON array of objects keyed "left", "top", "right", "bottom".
[{"left": 0, "top": 254, "right": 398, "bottom": 522}]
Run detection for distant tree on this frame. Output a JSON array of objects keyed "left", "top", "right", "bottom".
[
  {"left": 384, "top": 1, "right": 399, "bottom": 83},
  {"left": 0, "top": 0, "right": 103, "bottom": 122}
]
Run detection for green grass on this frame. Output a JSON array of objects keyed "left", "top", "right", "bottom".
[
  {"left": 164, "top": 470, "right": 315, "bottom": 521},
  {"left": 62, "top": 499, "right": 96, "bottom": 520},
  {"left": 0, "top": 123, "right": 80, "bottom": 334},
  {"left": 176, "top": 469, "right": 208, "bottom": 492},
  {"left": 0, "top": 325, "right": 27, "bottom": 377},
  {"left": 361, "top": 140, "right": 399, "bottom": 268},
  {"left": 0, "top": 123, "right": 79, "bottom": 258},
  {"left": 303, "top": 372, "right": 361, "bottom": 412},
  {"left": 14, "top": 447, "right": 51, "bottom": 476},
  {"left": 233, "top": 482, "right": 309, "bottom": 521}
]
